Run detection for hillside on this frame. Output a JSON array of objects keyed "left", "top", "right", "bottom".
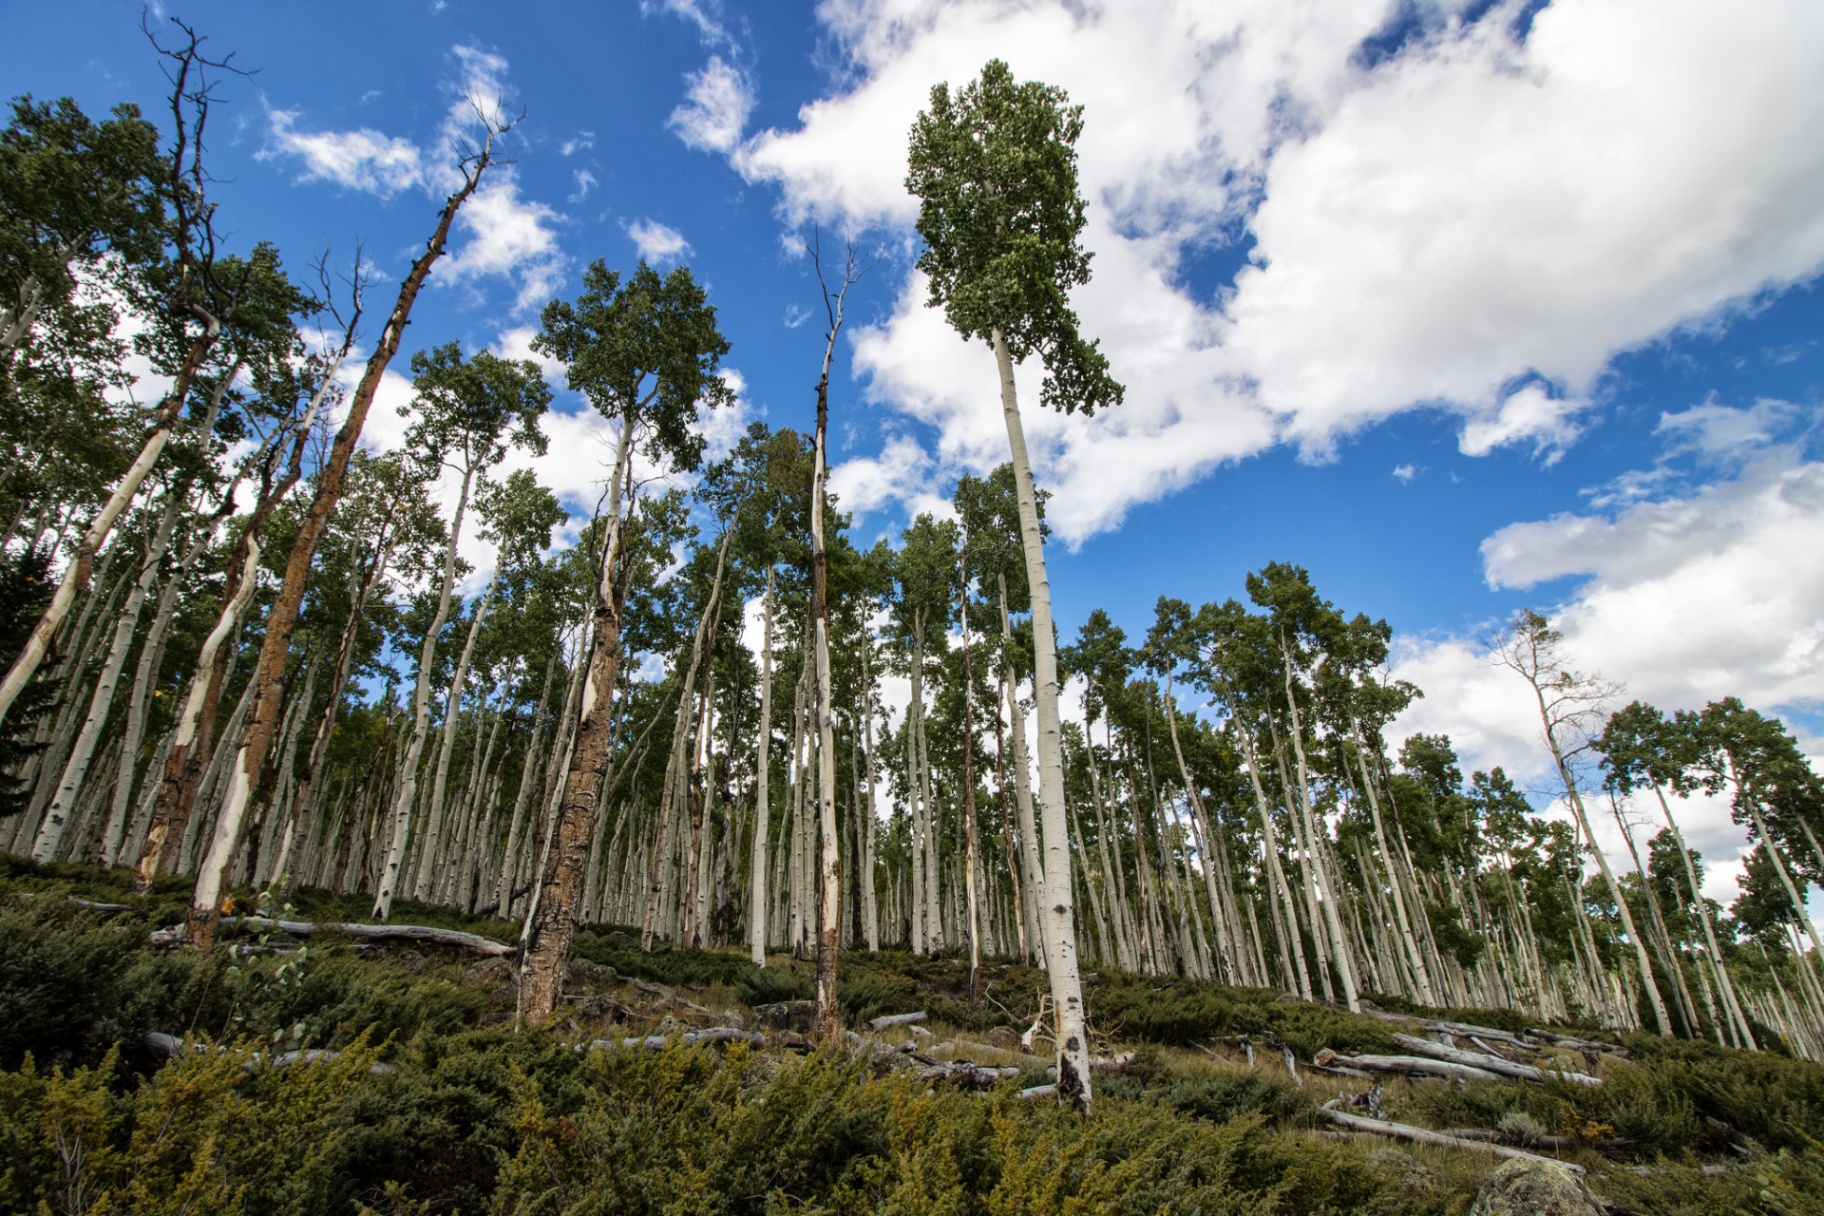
[{"left": 5, "top": 859, "right": 1821, "bottom": 1216}]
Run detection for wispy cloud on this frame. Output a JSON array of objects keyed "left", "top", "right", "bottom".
[
  {"left": 260, "top": 110, "right": 425, "bottom": 196},
  {"left": 625, "top": 218, "right": 692, "bottom": 265},
  {"left": 569, "top": 168, "right": 597, "bottom": 203},
  {"left": 668, "top": 55, "right": 753, "bottom": 154}
]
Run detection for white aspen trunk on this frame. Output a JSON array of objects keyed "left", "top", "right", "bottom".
[
  {"left": 749, "top": 569, "right": 775, "bottom": 964},
  {"left": 1350, "top": 730, "right": 1437, "bottom": 1004},
  {"left": 1654, "top": 783, "right": 1756, "bottom": 1049},
  {"left": 811, "top": 413, "right": 842, "bottom": 1038},
  {"left": 98, "top": 508, "right": 214, "bottom": 867},
  {"left": 413, "top": 562, "right": 500, "bottom": 901},
  {"left": 1232, "top": 716, "right": 1313, "bottom": 999},
  {"left": 1533, "top": 684, "right": 1672, "bottom": 1034},
  {"left": 264, "top": 655, "right": 323, "bottom": 885},
  {"left": 1276, "top": 651, "right": 1359, "bottom": 1010},
  {"left": 991, "top": 326, "right": 1090, "bottom": 1106},
  {"left": 33, "top": 505, "right": 176, "bottom": 861},
  {"left": 1001, "top": 577, "right": 1049, "bottom": 967},
  {"left": 373, "top": 465, "right": 474, "bottom": 919},
  {"left": 494, "top": 650, "right": 559, "bottom": 915},
  {"left": 0, "top": 338, "right": 229, "bottom": 727},
  {"left": 907, "top": 615, "right": 929, "bottom": 953},
  {"left": 860, "top": 647, "right": 881, "bottom": 952}
]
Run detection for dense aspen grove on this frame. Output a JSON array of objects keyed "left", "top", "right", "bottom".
[{"left": 6, "top": 34, "right": 1824, "bottom": 1147}]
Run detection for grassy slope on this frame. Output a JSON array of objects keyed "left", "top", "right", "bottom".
[{"left": 3, "top": 856, "right": 1821, "bottom": 1215}]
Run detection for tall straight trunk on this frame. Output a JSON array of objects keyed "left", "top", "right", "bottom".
[
  {"left": 994, "top": 682, "right": 1029, "bottom": 964},
  {"left": 375, "top": 462, "right": 474, "bottom": 919},
  {"left": 749, "top": 569, "right": 776, "bottom": 964},
  {"left": 680, "top": 665, "right": 717, "bottom": 947},
  {"left": 859, "top": 645, "right": 880, "bottom": 951},
  {"left": 519, "top": 408, "right": 643, "bottom": 1018},
  {"left": 1001, "top": 575, "right": 1047, "bottom": 966},
  {"left": 186, "top": 149, "right": 494, "bottom": 949},
  {"left": 810, "top": 337, "right": 842, "bottom": 1040},
  {"left": 33, "top": 502, "right": 176, "bottom": 860},
  {"left": 413, "top": 560, "right": 499, "bottom": 901},
  {"left": 956, "top": 565, "right": 982, "bottom": 1001},
  {"left": 640, "top": 532, "right": 730, "bottom": 949},
  {"left": 990, "top": 326, "right": 1090, "bottom": 1107},
  {"left": 907, "top": 614, "right": 929, "bottom": 953}
]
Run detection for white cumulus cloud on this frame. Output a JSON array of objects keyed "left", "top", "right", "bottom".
[
  {"left": 715, "top": 0, "right": 1824, "bottom": 541},
  {"left": 626, "top": 217, "right": 693, "bottom": 265},
  {"left": 669, "top": 55, "right": 755, "bottom": 154}
]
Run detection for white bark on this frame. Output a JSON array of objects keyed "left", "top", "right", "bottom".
[
  {"left": 991, "top": 326, "right": 1090, "bottom": 1106},
  {"left": 750, "top": 569, "right": 775, "bottom": 965}
]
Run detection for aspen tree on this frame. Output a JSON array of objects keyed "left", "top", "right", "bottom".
[
  {"left": 520, "top": 259, "right": 733, "bottom": 1021},
  {"left": 910, "top": 62, "right": 1123, "bottom": 1102},
  {"left": 184, "top": 122, "right": 504, "bottom": 950}
]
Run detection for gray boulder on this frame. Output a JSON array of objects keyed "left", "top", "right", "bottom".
[{"left": 1468, "top": 1159, "right": 1601, "bottom": 1216}]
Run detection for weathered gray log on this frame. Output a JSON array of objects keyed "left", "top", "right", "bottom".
[
  {"left": 595, "top": 1026, "right": 764, "bottom": 1052},
  {"left": 1319, "top": 1104, "right": 1585, "bottom": 1175},
  {"left": 867, "top": 1010, "right": 928, "bottom": 1031},
  {"left": 1332, "top": 1052, "right": 1506, "bottom": 1083},
  {"left": 144, "top": 1031, "right": 394, "bottom": 1074},
  {"left": 1527, "top": 1029, "right": 1621, "bottom": 1053},
  {"left": 149, "top": 915, "right": 513, "bottom": 955},
  {"left": 1017, "top": 1083, "right": 1057, "bottom": 1099},
  {"left": 1393, "top": 1033, "right": 1601, "bottom": 1087},
  {"left": 1424, "top": 1020, "right": 1533, "bottom": 1045}
]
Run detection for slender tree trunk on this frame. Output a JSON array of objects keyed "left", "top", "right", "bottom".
[
  {"left": 33, "top": 504, "right": 176, "bottom": 860},
  {"left": 749, "top": 569, "right": 776, "bottom": 964},
  {"left": 521, "top": 409, "right": 640, "bottom": 1019},
  {"left": 0, "top": 317, "right": 227, "bottom": 726},
  {"left": 956, "top": 560, "right": 982, "bottom": 1002},
  {"left": 413, "top": 559, "right": 498, "bottom": 901},
  {"left": 1654, "top": 783, "right": 1755, "bottom": 1049},
  {"left": 375, "top": 462, "right": 474, "bottom": 919},
  {"left": 810, "top": 341, "right": 842, "bottom": 1040},
  {"left": 185, "top": 151, "right": 493, "bottom": 949},
  {"left": 990, "top": 326, "right": 1090, "bottom": 1107}
]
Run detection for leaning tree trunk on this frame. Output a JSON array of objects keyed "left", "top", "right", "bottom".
[
  {"left": 1654, "top": 782, "right": 1755, "bottom": 1049},
  {"left": 990, "top": 325, "right": 1091, "bottom": 1109},
  {"left": 185, "top": 150, "right": 495, "bottom": 950},
  {"left": 0, "top": 308, "right": 227, "bottom": 728},
  {"left": 1533, "top": 686, "right": 1673, "bottom": 1036},
  {"left": 31, "top": 502, "right": 176, "bottom": 861},
  {"left": 519, "top": 412, "right": 637, "bottom": 1021}
]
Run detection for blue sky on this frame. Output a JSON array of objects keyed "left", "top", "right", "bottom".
[{"left": 8, "top": 1, "right": 1823, "bottom": 902}]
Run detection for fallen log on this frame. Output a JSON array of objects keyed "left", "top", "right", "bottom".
[
  {"left": 1422, "top": 1020, "right": 1533, "bottom": 1046},
  {"left": 1017, "top": 1083, "right": 1057, "bottom": 1100},
  {"left": 144, "top": 1032, "right": 394, "bottom": 1074},
  {"left": 593, "top": 1027, "right": 764, "bottom": 1052},
  {"left": 149, "top": 915, "right": 514, "bottom": 956},
  {"left": 918, "top": 1062, "right": 1021, "bottom": 1088},
  {"left": 1319, "top": 1103, "right": 1585, "bottom": 1175},
  {"left": 1328, "top": 1052, "right": 1505, "bottom": 1084},
  {"left": 1392, "top": 1034, "right": 1602, "bottom": 1087},
  {"left": 868, "top": 1010, "right": 928, "bottom": 1031},
  {"left": 1527, "top": 1029, "right": 1621, "bottom": 1054}
]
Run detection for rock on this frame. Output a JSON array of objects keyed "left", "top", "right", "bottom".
[
  {"left": 1366, "top": 1149, "right": 1433, "bottom": 1195},
  {"left": 986, "top": 1026, "right": 1020, "bottom": 1050},
  {"left": 462, "top": 956, "right": 518, "bottom": 991},
  {"left": 752, "top": 1000, "right": 816, "bottom": 1032},
  {"left": 389, "top": 948, "right": 427, "bottom": 973},
  {"left": 1467, "top": 1158, "right": 1602, "bottom": 1216},
  {"left": 567, "top": 958, "right": 618, "bottom": 989}
]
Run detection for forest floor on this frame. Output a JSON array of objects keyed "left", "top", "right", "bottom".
[{"left": 4, "top": 854, "right": 1822, "bottom": 1215}]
